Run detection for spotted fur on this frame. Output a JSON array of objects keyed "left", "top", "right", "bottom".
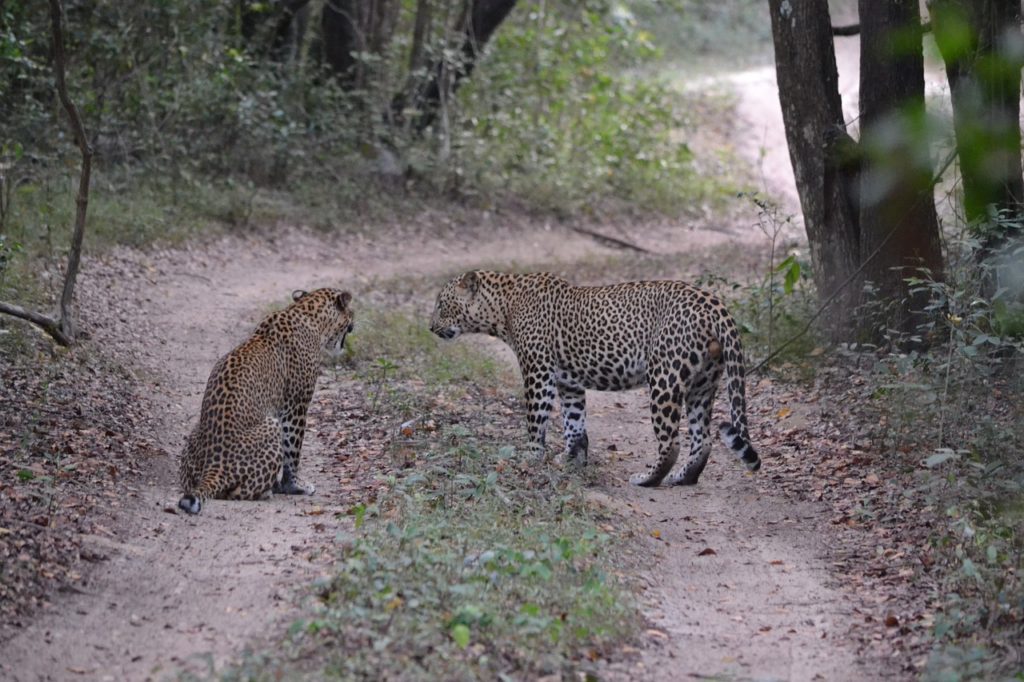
[
  {"left": 429, "top": 271, "right": 760, "bottom": 486},
  {"left": 177, "top": 288, "right": 354, "bottom": 514}
]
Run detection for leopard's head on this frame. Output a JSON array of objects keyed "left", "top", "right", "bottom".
[
  {"left": 291, "top": 287, "right": 354, "bottom": 357},
  {"left": 430, "top": 271, "right": 492, "bottom": 340}
]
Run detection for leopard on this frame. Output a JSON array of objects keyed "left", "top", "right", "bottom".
[
  {"left": 177, "top": 287, "right": 354, "bottom": 515},
  {"left": 429, "top": 271, "right": 760, "bottom": 487}
]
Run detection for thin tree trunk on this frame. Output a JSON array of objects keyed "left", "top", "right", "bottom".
[
  {"left": 408, "top": 0, "right": 432, "bottom": 77},
  {"left": 51, "top": 0, "right": 92, "bottom": 341},
  {"left": 0, "top": 0, "right": 90, "bottom": 346},
  {"left": 857, "top": 0, "right": 943, "bottom": 337},
  {"left": 768, "top": 0, "right": 861, "bottom": 340}
]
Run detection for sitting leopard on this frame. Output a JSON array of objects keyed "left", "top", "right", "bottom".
[
  {"left": 177, "top": 288, "right": 354, "bottom": 514},
  {"left": 429, "top": 271, "right": 760, "bottom": 486}
]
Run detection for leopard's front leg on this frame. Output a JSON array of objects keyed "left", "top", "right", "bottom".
[
  {"left": 521, "top": 363, "right": 556, "bottom": 459},
  {"left": 274, "top": 392, "right": 316, "bottom": 495},
  {"left": 557, "top": 379, "right": 588, "bottom": 465}
]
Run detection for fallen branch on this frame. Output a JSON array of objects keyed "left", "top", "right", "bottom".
[
  {"left": 570, "top": 226, "right": 651, "bottom": 253},
  {"left": 0, "top": 301, "right": 71, "bottom": 345}
]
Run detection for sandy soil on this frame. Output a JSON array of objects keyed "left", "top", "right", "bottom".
[{"left": 1, "top": 43, "right": 885, "bottom": 682}]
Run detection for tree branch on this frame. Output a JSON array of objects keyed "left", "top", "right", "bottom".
[
  {"left": 832, "top": 23, "right": 861, "bottom": 36},
  {"left": 833, "top": 21, "right": 931, "bottom": 37},
  {"left": 0, "top": 301, "right": 72, "bottom": 345}
]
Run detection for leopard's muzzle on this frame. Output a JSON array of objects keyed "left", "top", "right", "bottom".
[{"left": 431, "top": 325, "right": 459, "bottom": 340}]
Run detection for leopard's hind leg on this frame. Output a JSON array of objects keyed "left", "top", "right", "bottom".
[
  {"left": 179, "top": 417, "right": 282, "bottom": 513},
  {"left": 630, "top": 361, "right": 688, "bottom": 487},
  {"left": 233, "top": 416, "right": 285, "bottom": 501},
  {"left": 667, "top": 360, "right": 722, "bottom": 486}
]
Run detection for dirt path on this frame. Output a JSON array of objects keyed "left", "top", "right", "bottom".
[
  {"left": 588, "top": 388, "right": 866, "bottom": 681},
  {"left": 0, "top": 223, "right": 634, "bottom": 681},
  {"left": 1, "top": 55, "right": 881, "bottom": 682}
]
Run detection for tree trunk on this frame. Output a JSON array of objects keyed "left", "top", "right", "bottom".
[
  {"left": 858, "top": 0, "right": 944, "bottom": 337},
  {"left": 931, "top": 0, "right": 1023, "bottom": 232},
  {"left": 51, "top": 0, "right": 92, "bottom": 341},
  {"left": 768, "top": 0, "right": 861, "bottom": 340},
  {"left": 395, "top": 0, "right": 519, "bottom": 133},
  {"left": 0, "top": 0, "right": 90, "bottom": 346},
  {"left": 239, "top": 0, "right": 312, "bottom": 62},
  {"left": 322, "top": 0, "right": 398, "bottom": 90},
  {"left": 408, "top": 0, "right": 432, "bottom": 77}
]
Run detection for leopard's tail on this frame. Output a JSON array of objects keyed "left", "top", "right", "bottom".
[
  {"left": 716, "top": 319, "right": 760, "bottom": 472},
  {"left": 178, "top": 431, "right": 231, "bottom": 516},
  {"left": 178, "top": 433, "right": 204, "bottom": 514},
  {"left": 178, "top": 467, "right": 230, "bottom": 515},
  {"left": 177, "top": 493, "right": 203, "bottom": 515}
]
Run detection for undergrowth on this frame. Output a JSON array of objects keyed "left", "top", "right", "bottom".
[
  {"left": 864, "top": 229, "right": 1024, "bottom": 680},
  {"left": 290, "top": 434, "right": 634, "bottom": 680}
]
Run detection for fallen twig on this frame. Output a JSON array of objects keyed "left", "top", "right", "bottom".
[{"left": 570, "top": 226, "right": 651, "bottom": 253}]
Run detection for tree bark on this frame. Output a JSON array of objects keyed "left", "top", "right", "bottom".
[
  {"left": 395, "top": 0, "right": 519, "bottom": 133},
  {"left": 931, "top": 0, "right": 1023, "bottom": 230},
  {"left": 768, "top": 0, "right": 861, "bottom": 339},
  {"left": 858, "top": 0, "right": 944, "bottom": 336}
]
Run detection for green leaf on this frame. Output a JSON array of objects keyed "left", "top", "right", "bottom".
[
  {"left": 451, "top": 623, "right": 470, "bottom": 648},
  {"left": 784, "top": 260, "right": 800, "bottom": 294},
  {"left": 521, "top": 561, "right": 553, "bottom": 580},
  {"left": 16, "top": 469, "right": 34, "bottom": 482},
  {"left": 774, "top": 255, "right": 801, "bottom": 294},
  {"left": 351, "top": 503, "right": 366, "bottom": 528}
]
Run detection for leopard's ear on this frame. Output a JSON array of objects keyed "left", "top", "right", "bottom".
[
  {"left": 458, "top": 271, "right": 480, "bottom": 294},
  {"left": 292, "top": 289, "right": 309, "bottom": 302},
  {"left": 335, "top": 291, "right": 352, "bottom": 311}
]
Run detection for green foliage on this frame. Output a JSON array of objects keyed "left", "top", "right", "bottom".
[
  {"left": 858, "top": 225, "right": 1024, "bottom": 679},
  {"left": 452, "top": 3, "right": 705, "bottom": 214},
  {"left": 626, "top": 0, "right": 772, "bottom": 71},
  {"left": 283, "top": 431, "right": 637, "bottom": 679},
  {"left": 720, "top": 196, "right": 820, "bottom": 370},
  {"left": 1, "top": 0, "right": 722, "bottom": 260}
]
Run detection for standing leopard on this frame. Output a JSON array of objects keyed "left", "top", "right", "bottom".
[
  {"left": 429, "top": 271, "right": 760, "bottom": 486},
  {"left": 177, "top": 288, "right": 354, "bottom": 514}
]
